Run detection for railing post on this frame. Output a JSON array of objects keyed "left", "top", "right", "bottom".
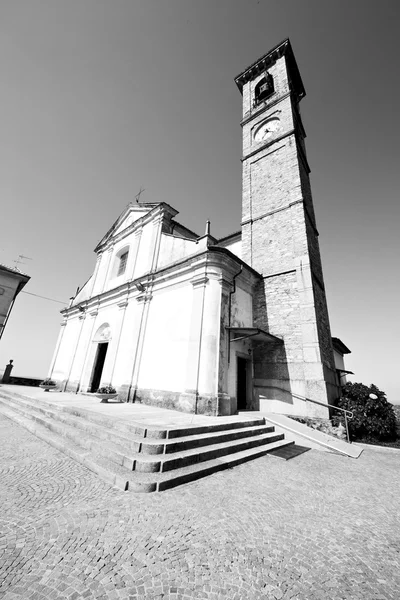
[{"left": 345, "top": 413, "right": 351, "bottom": 444}]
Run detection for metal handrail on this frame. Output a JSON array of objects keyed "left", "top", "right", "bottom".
[{"left": 263, "top": 386, "right": 353, "bottom": 443}]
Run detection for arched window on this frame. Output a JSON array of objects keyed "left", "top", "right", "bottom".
[
  {"left": 254, "top": 73, "right": 274, "bottom": 106},
  {"left": 117, "top": 251, "right": 129, "bottom": 276},
  {"left": 111, "top": 246, "right": 130, "bottom": 279}
]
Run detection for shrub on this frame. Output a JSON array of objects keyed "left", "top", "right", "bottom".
[
  {"left": 41, "top": 378, "right": 56, "bottom": 386},
  {"left": 96, "top": 385, "right": 116, "bottom": 394},
  {"left": 334, "top": 382, "right": 397, "bottom": 441}
]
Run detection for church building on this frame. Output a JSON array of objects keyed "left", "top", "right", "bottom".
[{"left": 49, "top": 39, "right": 342, "bottom": 417}]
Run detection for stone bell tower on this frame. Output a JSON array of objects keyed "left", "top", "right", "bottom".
[{"left": 235, "top": 39, "right": 338, "bottom": 414}]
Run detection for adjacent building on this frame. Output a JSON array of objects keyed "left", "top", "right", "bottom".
[{"left": 0, "top": 264, "right": 30, "bottom": 341}]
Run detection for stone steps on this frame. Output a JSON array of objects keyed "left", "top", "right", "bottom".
[{"left": 0, "top": 389, "right": 295, "bottom": 492}]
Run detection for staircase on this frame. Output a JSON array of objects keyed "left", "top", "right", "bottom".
[{"left": 0, "top": 388, "right": 298, "bottom": 493}]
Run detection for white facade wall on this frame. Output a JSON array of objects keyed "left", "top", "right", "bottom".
[
  {"left": 158, "top": 234, "right": 199, "bottom": 269},
  {"left": 51, "top": 316, "right": 81, "bottom": 383},
  {"left": 138, "top": 284, "right": 192, "bottom": 392},
  {"left": 223, "top": 239, "right": 242, "bottom": 260},
  {"left": 50, "top": 202, "right": 261, "bottom": 414}
]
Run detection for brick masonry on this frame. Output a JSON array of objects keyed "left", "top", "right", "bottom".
[{"left": 239, "top": 48, "right": 338, "bottom": 409}]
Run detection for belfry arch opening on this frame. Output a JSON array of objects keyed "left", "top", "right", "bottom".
[{"left": 254, "top": 73, "right": 274, "bottom": 105}]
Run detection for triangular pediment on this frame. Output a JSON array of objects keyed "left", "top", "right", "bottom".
[{"left": 94, "top": 202, "right": 160, "bottom": 251}]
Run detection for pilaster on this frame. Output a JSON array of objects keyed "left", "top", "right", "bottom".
[{"left": 184, "top": 273, "right": 209, "bottom": 405}]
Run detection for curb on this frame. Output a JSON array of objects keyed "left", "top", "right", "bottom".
[{"left": 353, "top": 442, "right": 400, "bottom": 452}]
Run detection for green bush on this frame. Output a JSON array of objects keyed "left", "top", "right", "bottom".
[{"left": 334, "top": 382, "right": 397, "bottom": 441}]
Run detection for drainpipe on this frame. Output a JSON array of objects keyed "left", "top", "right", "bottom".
[{"left": 228, "top": 265, "right": 242, "bottom": 363}]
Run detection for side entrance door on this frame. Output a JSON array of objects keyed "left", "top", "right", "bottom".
[{"left": 237, "top": 356, "right": 249, "bottom": 410}]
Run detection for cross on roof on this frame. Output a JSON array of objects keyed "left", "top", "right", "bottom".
[{"left": 135, "top": 186, "right": 145, "bottom": 203}]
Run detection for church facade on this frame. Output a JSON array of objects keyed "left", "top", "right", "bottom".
[{"left": 49, "top": 40, "right": 341, "bottom": 417}]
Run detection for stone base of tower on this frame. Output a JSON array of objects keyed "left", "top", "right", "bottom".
[{"left": 253, "top": 363, "right": 339, "bottom": 419}]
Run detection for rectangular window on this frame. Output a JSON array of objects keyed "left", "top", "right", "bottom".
[{"left": 117, "top": 251, "right": 128, "bottom": 276}]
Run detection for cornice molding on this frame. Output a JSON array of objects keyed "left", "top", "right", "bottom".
[
  {"left": 234, "top": 38, "right": 305, "bottom": 101},
  {"left": 241, "top": 198, "right": 304, "bottom": 227},
  {"left": 240, "top": 91, "right": 291, "bottom": 128}
]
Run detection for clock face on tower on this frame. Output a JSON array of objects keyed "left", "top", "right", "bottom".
[{"left": 253, "top": 117, "right": 281, "bottom": 142}]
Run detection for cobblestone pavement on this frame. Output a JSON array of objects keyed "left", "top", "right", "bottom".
[{"left": 1, "top": 413, "right": 399, "bottom": 600}]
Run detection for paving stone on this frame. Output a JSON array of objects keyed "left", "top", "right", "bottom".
[{"left": 0, "top": 412, "right": 399, "bottom": 599}]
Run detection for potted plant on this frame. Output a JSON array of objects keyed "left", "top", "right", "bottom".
[
  {"left": 39, "top": 378, "right": 57, "bottom": 392},
  {"left": 95, "top": 385, "right": 118, "bottom": 403}
]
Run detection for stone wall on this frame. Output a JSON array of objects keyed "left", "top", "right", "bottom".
[
  {"left": 5, "top": 376, "right": 42, "bottom": 387},
  {"left": 240, "top": 48, "right": 338, "bottom": 415}
]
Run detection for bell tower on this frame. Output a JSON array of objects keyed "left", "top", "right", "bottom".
[{"left": 235, "top": 39, "right": 338, "bottom": 413}]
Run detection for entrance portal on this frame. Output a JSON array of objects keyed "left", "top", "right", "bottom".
[
  {"left": 237, "top": 357, "right": 249, "bottom": 410},
  {"left": 89, "top": 343, "right": 108, "bottom": 393}
]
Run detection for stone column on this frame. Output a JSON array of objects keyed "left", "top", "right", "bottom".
[
  {"left": 76, "top": 309, "right": 98, "bottom": 392},
  {"left": 131, "top": 227, "right": 143, "bottom": 281},
  {"left": 217, "top": 277, "right": 233, "bottom": 415},
  {"left": 101, "top": 245, "right": 114, "bottom": 293},
  {"left": 63, "top": 312, "right": 86, "bottom": 392},
  {"left": 127, "top": 292, "right": 152, "bottom": 402},
  {"left": 196, "top": 276, "right": 222, "bottom": 415},
  {"left": 89, "top": 254, "right": 102, "bottom": 297},
  {"left": 182, "top": 271, "right": 208, "bottom": 413},
  {"left": 109, "top": 300, "right": 128, "bottom": 385},
  {"left": 149, "top": 216, "right": 163, "bottom": 274},
  {"left": 48, "top": 319, "right": 67, "bottom": 380}
]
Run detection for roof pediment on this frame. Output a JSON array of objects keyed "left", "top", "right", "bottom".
[{"left": 94, "top": 202, "right": 178, "bottom": 252}]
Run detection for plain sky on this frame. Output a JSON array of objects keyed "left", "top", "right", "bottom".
[{"left": 1, "top": 0, "right": 399, "bottom": 403}]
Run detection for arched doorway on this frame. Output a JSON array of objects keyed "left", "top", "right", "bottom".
[{"left": 89, "top": 324, "right": 111, "bottom": 393}]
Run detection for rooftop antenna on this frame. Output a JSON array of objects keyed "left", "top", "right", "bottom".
[
  {"left": 13, "top": 254, "right": 33, "bottom": 270},
  {"left": 135, "top": 186, "right": 145, "bottom": 203}
]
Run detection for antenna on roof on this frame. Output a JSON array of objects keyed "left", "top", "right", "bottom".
[
  {"left": 13, "top": 254, "right": 32, "bottom": 269},
  {"left": 135, "top": 186, "right": 145, "bottom": 203}
]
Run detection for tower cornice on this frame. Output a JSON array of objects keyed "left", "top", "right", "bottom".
[{"left": 234, "top": 38, "right": 305, "bottom": 101}]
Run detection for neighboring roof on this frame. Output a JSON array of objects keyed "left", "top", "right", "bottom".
[
  {"left": 234, "top": 38, "right": 305, "bottom": 101},
  {"left": 217, "top": 230, "right": 241, "bottom": 244},
  {"left": 209, "top": 246, "right": 261, "bottom": 278},
  {"left": 227, "top": 327, "right": 283, "bottom": 344},
  {"left": 0, "top": 262, "right": 30, "bottom": 298},
  {"left": 171, "top": 220, "right": 199, "bottom": 239},
  {"left": 332, "top": 337, "right": 351, "bottom": 355},
  {"left": 0, "top": 262, "right": 30, "bottom": 279}
]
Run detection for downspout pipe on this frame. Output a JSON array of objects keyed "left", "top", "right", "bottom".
[{"left": 228, "top": 265, "right": 243, "bottom": 363}]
